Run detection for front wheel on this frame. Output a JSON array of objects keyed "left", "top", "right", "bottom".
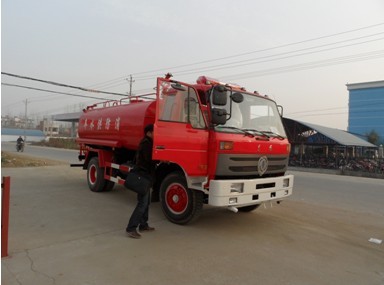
[
  {"left": 87, "top": 157, "right": 114, "bottom": 192},
  {"left": 160, "top": 171, "right": 203, "bottom": 225}
]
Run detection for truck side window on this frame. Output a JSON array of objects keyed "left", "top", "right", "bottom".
[
  {"left": 185, "top": 90, "right": 206, "bottom": 129},
  {"left": 159, "top": 84, "right": 206, "bottom": 129}
]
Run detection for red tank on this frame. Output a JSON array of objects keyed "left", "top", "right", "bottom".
[{"left": 78, "top": 100, "right": 156, "bottom": 150}]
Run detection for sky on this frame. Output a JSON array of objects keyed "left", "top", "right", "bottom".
[{"left": 2, "top": 0, "right": 384, "bottom": 130}]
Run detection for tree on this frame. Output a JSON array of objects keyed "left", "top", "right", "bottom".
[{"left": 366, "top": 130, "right": 380, "bottom": 146}]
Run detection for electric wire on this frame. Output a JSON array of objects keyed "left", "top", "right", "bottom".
[
  {"left": 130, "top": 22, "right": 384, "bottom": 77},
  {"left": 1, "top": 83, "right": 111, "bottom": 100},
  {"left": 61, "top": 22, "right": 384, "bottom": 88},
  {"left": 1, "top": 72, "right": 128, "bottom": 97},
  {"left": 2, "top": 23, "right": 384, "bottom": 119},
  {"left": 133, "top": 34, "right": 384, "bottom": 80},
  {"left": 221, "top": 50, "right": 384, "bottom": 81}
]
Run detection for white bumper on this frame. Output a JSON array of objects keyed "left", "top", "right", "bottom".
[{"left": 208, "top": 175, "right": 294, "bottom": 207}]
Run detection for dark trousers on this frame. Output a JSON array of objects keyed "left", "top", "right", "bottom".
[{"left": 126, "top": 184, "right": 151, "bottom": 232}]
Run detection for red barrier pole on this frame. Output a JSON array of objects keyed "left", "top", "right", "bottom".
[{"left": 2, "top": 176, "right": 11, "bottom": 258}]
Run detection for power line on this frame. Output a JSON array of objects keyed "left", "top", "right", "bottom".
[
  {"left": 220, "top": 50, "right": 384, "bottom": 81},
  {"left": 2, "top": 24, "right": 383, "bottom": 111},
  {"left": 1, "top": 72, "right": 128, "bottom": 97},
  {"left": 286, "top": 107, "right": 347, "bottom": 115},
  {"left": 131, "top": 22, "right": 384, "bottom": 77},
  {"left": 288, "top": 104, "right": 384, "bottom": 115},
  {"left": 60, "top": 22, "right": 384, "bottom": 90},
  {"left": 134, "top": 34, "right": 384, "bottom": 80},
  {"left": 296, "top": 112, "right": 348, "bottom": 117},
  {"left": 1, "top": 83, "right": 111, "bottom": 100}
]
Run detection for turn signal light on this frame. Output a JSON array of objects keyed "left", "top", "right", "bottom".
[
  {"left": 229, "top": 197, "right": 238, "bottom": 204},
  {"left": 220, "top": 141, "right": 234, "bottom": 150}
]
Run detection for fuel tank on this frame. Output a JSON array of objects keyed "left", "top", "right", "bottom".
[{"left": 78, "top": 100, "right": 156, "bottom": 150}]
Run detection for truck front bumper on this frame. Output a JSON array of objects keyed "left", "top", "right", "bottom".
[{"left": 208, "top": 174, "right": 294, "bottom": 207}]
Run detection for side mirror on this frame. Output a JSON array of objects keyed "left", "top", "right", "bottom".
[
  {"left": 211, "top": 108, "right": 227, "bottom": 125},
  {"left": 230, "top": 92, "right": 244, "bottom": 103},
  {"left": 277, "top": 105, "right": 283, "bottom": 117},
  {"left": 212, "top": 85, "right": 227, "bottom": 106}
]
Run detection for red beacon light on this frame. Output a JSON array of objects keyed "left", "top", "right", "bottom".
[
  {"left": 196, "top": 76, "right": 245, "bottom": 91},
  {"left": 196, "top": 76, "right": 223, "bottom": 86}
]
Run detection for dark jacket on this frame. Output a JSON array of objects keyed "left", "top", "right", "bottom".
[{"left": 135, "top": 135, "right": 154, "bottom": 173}]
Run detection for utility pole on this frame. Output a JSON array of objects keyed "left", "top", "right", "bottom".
[
  {"left": 127, "top": 75, "right": 135, "bottom": 98},
  {"left": 23, "top": 99, "right": 28, "bottom": 140}
]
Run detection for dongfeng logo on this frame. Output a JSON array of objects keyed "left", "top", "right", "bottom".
[{"left": 258, "top": 156, "right": 268, "bottom": 176}]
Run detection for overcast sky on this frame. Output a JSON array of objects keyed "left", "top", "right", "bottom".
[{"left": 2, "top": 0, "right": 384, "bottom": 130}]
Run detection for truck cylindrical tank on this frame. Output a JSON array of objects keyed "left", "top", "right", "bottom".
[{"left": 78, "top": 100, "right": 156, "bottom": 150}]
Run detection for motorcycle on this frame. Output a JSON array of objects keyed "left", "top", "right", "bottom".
[{"left": 16, "top": 141, "right": 25, "bottom": 152}]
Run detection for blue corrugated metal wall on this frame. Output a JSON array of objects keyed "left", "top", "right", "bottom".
[
  {"left": 348, "top": 86, "right": 384, "bottom": 143},
  {"left": 1, "top": 128, "right": 45, "bottom": 142}
]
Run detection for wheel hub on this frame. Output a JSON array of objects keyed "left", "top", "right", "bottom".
[
  {"left": 166, "top": 183, "right": 188, "bottom": 214},
  {"left": 172, "top": 195, "right": 179, "bottom": 203}
]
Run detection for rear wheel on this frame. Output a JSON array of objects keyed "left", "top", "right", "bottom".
[
  {"left": 160, "top": 171, "right": 203, "bottom": 224},
  {"left": 87, "top": 157, "right": 114, "bottom": 192}
]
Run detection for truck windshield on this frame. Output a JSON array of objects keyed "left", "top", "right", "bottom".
[{"left": 213, "top": 92, "right": 287, "bottom": 138}]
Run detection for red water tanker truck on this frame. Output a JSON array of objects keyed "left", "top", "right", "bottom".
[{"left": 76, "top": 74, "right": 294, "bottom": 224}]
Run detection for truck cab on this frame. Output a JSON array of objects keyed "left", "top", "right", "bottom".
[{"left": 153, "top": 76, "right": 293, "bottom": 223}]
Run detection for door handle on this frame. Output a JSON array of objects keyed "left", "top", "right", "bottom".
[{"left": 156, "top": 145, "right": 165, "bottom": 150}]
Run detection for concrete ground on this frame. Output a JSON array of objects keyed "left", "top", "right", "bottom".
[{"left": 1, "top": 165, "right": 384, "bottom": 285}]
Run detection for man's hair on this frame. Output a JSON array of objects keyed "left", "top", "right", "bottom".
[{"left": 144, "top": 124, "right": 154, "bottom": 134}]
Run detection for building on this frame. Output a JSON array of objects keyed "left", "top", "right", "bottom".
[
  {"left": 38, "top": 118, "right": 60, "bottom": 136},
  {"left": 52, "top": 112, "right": 81, "bottom": 138},
  {"left": 347, "top": 80, "right": 384, "bottom": 144},
  {"left": 1, "top": 115, "right": 34, "bottom": 129},
  {"left": 283, "top": 118, "right": 377, "bottom": 156}
]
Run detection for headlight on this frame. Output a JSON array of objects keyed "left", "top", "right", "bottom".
[
  {"left": 283, "top": 178, "right": 290, "bottom": 187},
  {"left": 230, "top": 183, "right": 244, "bottom": 193}
]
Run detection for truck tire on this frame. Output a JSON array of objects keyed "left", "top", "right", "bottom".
[
  {"left": 87, "top": 157, "right": 114, "bottom": 192},
  {"left": 237, "top": 204, "right": 261, "bottom": 212},
  {"left": 160, "top": 171, "right": 203, "bottom": 225}
]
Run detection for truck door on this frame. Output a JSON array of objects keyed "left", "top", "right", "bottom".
[{"left": 153, "top": 78, "right": 209, "bottom": 176}]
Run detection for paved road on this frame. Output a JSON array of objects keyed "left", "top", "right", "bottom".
[
  {"left": 1, "top": 146, "right": 384, "bottom": 285},
  {"left": 4, "top": 141, "right": 383, "bottom": 216},
  {"left": 290, "top": 170, "right": 384, "bottom": 216},
  {"left": 2, "top": 142, "right": 80, "bottom": 164}
]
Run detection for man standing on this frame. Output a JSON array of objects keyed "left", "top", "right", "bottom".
[{"left": 126, "top": 124, "right": 155, "bottom": 239}]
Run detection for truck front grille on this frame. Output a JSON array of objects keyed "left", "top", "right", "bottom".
[{"left": 216, "top": 154, "right": 288, "bottom": 178}]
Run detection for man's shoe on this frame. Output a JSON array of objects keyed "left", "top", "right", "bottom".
[
  {"left": 126, "top": 230, "right": 141, "bottom": 239},
  {"left": 139, "top": 225, "right": 155, "bottom": 232}
]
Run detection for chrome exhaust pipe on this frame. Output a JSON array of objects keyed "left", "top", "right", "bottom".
[{"left": 228, "top": 206, "right": 238, "bottom": 213}]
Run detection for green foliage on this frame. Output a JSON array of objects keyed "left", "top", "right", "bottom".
[
  {"left": 366, "top": 130, "right": 380, "bottom": 146},
  {"left": 32, "top": 138, "right": 79, "bottom": 150}
]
